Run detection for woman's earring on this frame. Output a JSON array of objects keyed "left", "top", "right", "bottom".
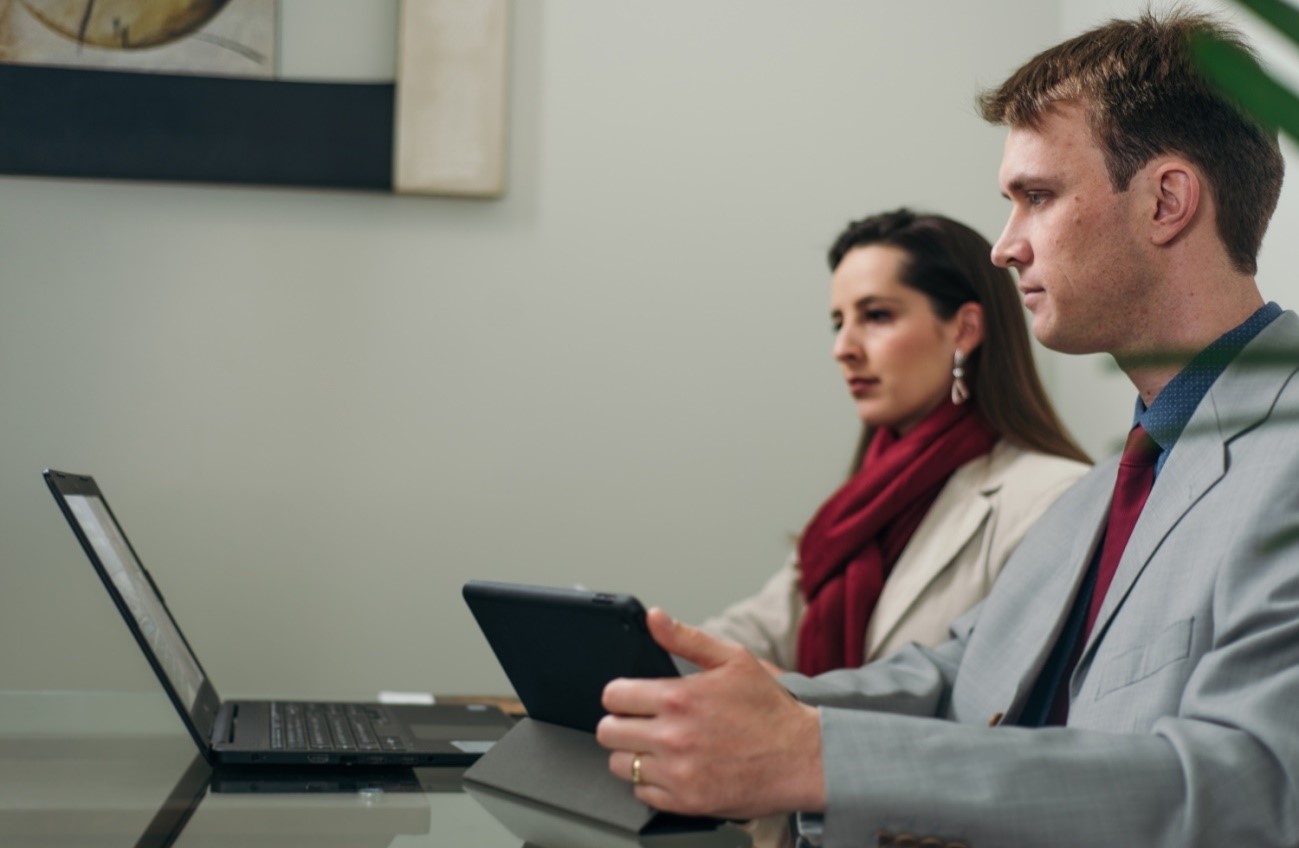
[{"left": 951, "top": 351, "right": 970, "bottom": 405}]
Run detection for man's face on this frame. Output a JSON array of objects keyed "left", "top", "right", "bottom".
[{"left": 991, "top": 104, "right": 1154, "bottom": 356}]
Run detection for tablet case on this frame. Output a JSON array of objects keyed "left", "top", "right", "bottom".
[
  {"left": 461, "top": 580, "right": 718, "bottom": 833},
  {"left": 464, "top": 760, "right": 749, "bottom": 848},
  {"left": 462, "top": 718, "right": 718, "bottom": 834},
  {"left": 461, "top": 580, "right": 679, "bottom": 732}
]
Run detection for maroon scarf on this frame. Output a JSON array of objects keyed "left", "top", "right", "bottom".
[{"left": 796, "top": 401, "right": 998, "bottom": 676}]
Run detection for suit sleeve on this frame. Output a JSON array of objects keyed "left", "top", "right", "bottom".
[
  {"left": 782, "top": 604, "right": 972, "bottom": 716},
  {"left": 794, "top": 464, "right": 1299, "bottom": 848}
]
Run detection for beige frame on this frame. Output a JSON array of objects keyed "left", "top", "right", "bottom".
[{"left": 394, "top": 0, "right": 510, "bottom": 197}]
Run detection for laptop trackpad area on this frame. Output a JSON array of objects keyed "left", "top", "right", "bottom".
[{"left": 411, "top": 721, "right": 506, "bottom": 755}]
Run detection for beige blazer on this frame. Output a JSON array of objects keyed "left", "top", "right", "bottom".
[{"left": 698, "top": 440, "right": 1089, "bottom": 669}]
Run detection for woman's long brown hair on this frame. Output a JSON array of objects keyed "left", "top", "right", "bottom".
[{"left": 829, "top": 209, "right": 1090, "bottom": 473}]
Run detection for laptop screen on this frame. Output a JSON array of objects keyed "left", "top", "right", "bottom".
[
  {"left": 63, "top": 494, "right": 207, "bottom": 709},
  {"left": 46, "top": 470, "right": 223, "bottom": 751}
]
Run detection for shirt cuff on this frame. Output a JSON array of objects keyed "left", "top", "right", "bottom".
[{"left": 795, "top": 811, "right": 825, "bottom": 847}]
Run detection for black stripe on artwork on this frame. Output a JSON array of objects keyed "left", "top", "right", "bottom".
[{"left": 0, "top": 63, "right": 394, "bottom": 191}]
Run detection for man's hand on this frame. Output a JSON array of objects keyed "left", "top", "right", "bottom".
[{"left": 596, "top": 608, "right": 826, "bottom": 819}]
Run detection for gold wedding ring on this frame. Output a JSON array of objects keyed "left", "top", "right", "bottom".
[{"left": 631, "top": 753, "right": 644, "bottom": 785}]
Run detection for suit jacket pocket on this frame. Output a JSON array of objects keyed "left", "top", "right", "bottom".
[{"left": 1095, "top": 617, "right": 1194, "bottom": 700}]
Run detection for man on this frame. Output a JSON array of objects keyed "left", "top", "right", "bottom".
[{"left": 597, "top": 12, "right": 1299, "bottom": 848}]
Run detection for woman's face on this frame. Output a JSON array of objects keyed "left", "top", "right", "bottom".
[{"left": 830, "top": 244, "right": 979, "bottom": 435}]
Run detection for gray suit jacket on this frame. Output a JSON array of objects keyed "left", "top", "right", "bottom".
[{"left": 784, "top": 312, "right": 1299, "bottom": 848}]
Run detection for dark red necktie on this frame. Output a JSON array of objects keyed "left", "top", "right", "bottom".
[
  {"left": 1084, "top": 424, "right": 1160, "bottom": 638},
  {"left": 1043, "top": 423, "right": 1160, "bottom": 725}
]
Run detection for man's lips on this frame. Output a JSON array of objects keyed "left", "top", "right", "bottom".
[{"left": 1019, "top": 283, "right": 1045, "bottom": 308}]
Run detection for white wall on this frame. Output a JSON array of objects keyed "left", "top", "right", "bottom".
[{"left": 2, "top": 0, "right": 1293, "bottom": 701}]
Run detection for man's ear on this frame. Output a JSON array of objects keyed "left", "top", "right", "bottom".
[{"left": 1150, "top": 160, "right": 1200, "bottom": 247}]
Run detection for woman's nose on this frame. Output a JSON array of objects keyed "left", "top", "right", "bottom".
[{"left": 833, "top": 326, "right": 861, "bottom": 362}]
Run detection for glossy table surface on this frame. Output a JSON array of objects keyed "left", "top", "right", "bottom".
[{"left": 0, "top": 690, "right": 761, "bottom": 848}]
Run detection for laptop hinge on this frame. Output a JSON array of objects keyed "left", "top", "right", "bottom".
[{"left": 211, "top": 703, "right": 237, "bottom": 746}]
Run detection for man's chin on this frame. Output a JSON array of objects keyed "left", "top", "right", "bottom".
[
  {"left": 1028, "top": 313, "right": 1059, "bottom": 348},
  {"left": 1029, "top": 316, "right": 1101, "bottom": 355}
]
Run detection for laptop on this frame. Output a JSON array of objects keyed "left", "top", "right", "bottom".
[{"left": 44, "top": 469, "right": 514, "bottom": 768}]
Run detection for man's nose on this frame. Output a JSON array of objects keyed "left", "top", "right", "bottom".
[{"left": 991, "top": 221, "right": 1029, "bottom": 269}]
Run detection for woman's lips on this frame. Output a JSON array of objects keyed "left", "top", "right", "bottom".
[{"left": 847, "top": 377, "right": 878, "bottom": 398}]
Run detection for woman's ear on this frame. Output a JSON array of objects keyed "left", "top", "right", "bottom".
[{"left": 953, "top": 302, "right": 985, "bottom": 356}]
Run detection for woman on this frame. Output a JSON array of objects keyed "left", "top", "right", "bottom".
[{"left": 701, "top": 209, "right": 1090, "bottom": 675}]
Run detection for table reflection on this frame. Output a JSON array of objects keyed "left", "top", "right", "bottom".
[
  {"left": 464, "top": 782, "right": 756, "bottom": 848},
  {"left": 0, "top": 690, "right": 778, "bottom": 848}
]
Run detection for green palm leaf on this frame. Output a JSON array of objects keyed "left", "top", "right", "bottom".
[
  {"left": 1190, "top": 31, "right": 1299, "bottom": 142},
  {"left": 1230, "top": 0, "right": 1299, "bottom": 46}
]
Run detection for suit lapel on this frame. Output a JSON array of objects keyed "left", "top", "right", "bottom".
[
  {"left": 1081, "top": 398, "right": 1226, "bottom": 657},
  {"left": 1081, "top": 313, "right": 1299, "bottom": 660},
  {"left": 1005, "top": 468, "right": 1113, "bottom": 711},
  {"left": 866, "top": 490, "right": 992, "bottom": 654}
]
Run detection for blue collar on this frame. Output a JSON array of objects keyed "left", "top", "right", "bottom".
[{"left": 1134, "top": 302, "right": 1282, "bottom": 476}]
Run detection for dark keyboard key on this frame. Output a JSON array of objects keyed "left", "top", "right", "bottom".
[
  {"left": 351, "top": 718, "right": 380, "bottom": 751},
  {"left": 380, "top": 735, "right": 407, "bottom": 752},
  {"left": 286, "top": 715, "right": 307, "bottom": 750},
  {"left": 346, "top": 705, "right": 389, "bottom": 725},
  {"left": 329, "top": 716, "right": 357, "bottom": 750},
  {"left": 269, "top": 702, "right": 285, "bottom": 749},
  {"left": 307, "top": 712, "right": 333, "bottom": 749}
]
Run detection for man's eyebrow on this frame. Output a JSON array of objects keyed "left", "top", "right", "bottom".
[{"left": 1004, "top": 174, "right": 1061, "bottom": 195}]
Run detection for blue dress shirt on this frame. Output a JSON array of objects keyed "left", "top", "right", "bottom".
[{"left": 1137, "top": 301, "right": 1282, "bottom": 477}]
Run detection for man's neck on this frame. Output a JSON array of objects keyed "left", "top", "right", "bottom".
[{"left": 1117, "top": 288, "right": 1265, "bottom": 407}]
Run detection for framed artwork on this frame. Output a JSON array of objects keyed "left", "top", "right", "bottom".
[
  {"left": 0, "top": 0, "right": 509, "bottom": 196},
  {"left": 0, "top": 0, "right": 275, "bottom": 77}
]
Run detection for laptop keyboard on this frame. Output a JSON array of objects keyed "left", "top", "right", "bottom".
[{"left": 268, "top": 702, "right": 407, "bottom": 752}]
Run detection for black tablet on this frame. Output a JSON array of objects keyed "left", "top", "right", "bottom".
[{"left": 462, "top": 580, "right": 679, "bottom": 733}]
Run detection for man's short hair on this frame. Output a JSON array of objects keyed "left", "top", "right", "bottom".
[{"left": 979, "top": 11, "right": 1284, "bottom": 275}]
